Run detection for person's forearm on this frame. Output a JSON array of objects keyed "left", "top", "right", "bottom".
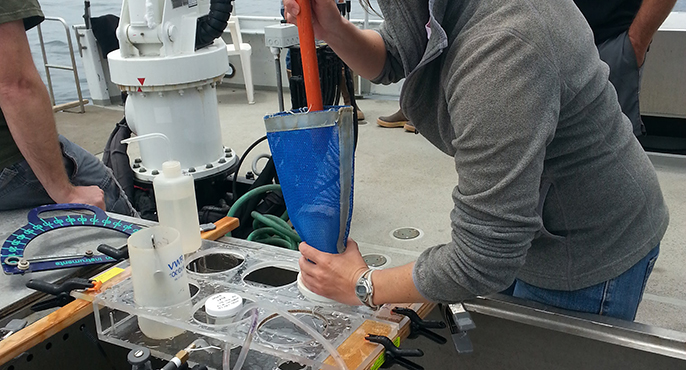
[
  {"left": 323, "top": 19, "right": 387, "bottom": 80},
  {"left": 370, "top": 263, "right": 431, "bottom": 305},
  {"left": 1, "top": 80, "right": 75, "bottom": 202},
  {"left": 629, "top": 0, "right": 677, "bottom": 50},
  {"left": 0, "top": 21, "right": 75, "bottom": 203}
]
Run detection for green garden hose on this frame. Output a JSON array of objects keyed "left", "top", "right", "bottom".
[{"left": 226, "top": 184, "right": 300, "bottom": 250}]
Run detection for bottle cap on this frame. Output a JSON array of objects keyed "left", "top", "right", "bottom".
[
  {"left": 205, "top": 293, "right": 243, "bottom": 318},
  {"left": 162, "top": 160, "right": 182, "bottom": 177}
]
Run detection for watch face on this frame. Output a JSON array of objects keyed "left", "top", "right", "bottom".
[{"left": 356, "top": 285, "right": 366, "bottom": 295}]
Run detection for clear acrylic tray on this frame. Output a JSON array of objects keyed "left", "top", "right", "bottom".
[{"left": 92, "top": 238, "right": 402, "bottom": 370}]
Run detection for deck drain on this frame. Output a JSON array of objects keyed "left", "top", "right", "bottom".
[
  {"left": 392, "top": 227, "right": 422, "bottom": 240},
  {"left": 363, "top": 254, "right": 388, "bottom": 268}
]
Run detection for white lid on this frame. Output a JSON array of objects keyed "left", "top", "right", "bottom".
[
  {"left": 162, "top": 160, "right": 182, "bottom": 177},
  {"left": 205, "top": 293, "right": 243, "bottom": 318}
]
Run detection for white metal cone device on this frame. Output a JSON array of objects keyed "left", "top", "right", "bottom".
[{"left": 108, "top": 0, "right": 236, "bottom": 182}]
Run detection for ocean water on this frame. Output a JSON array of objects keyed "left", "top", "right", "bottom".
[
  {"left": 29, "top": 0, "right": 685, "bottom": 104},
  {"left": 29, "top": 0, "right": 381, "bottom": 104}
]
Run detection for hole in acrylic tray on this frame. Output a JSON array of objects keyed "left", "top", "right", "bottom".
[
  {"left": 243, "top": 266, "right": 298, "bottom": 288},
  {"left": 186, "top": 252, "right": 244, "bottom": 274},
  {"left": 278, "top": 361, "right": 310, "bottom": 370}
]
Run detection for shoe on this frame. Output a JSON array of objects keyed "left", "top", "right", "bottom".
[
  {"left": 404, "top": 122, "right": 416, "bottom": 133},
  {"left": 377, "top": 109, "right": 408, "bottom": 128},
  {"left": 357, "top": 109, "right": 365, "bottom": 121}
]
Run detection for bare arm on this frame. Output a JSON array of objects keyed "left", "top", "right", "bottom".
[
  {"left": 628, "top": 0, "right": 677, "bottom": 66},
  {"left": 0, "top": 20, "right": 105, "bottom": 209},
  {"left": 369, "top": 263, "right": 429, "bottom": 305},
  {"left": 283, "top": 0, "right": 387, "bottom": 80}
]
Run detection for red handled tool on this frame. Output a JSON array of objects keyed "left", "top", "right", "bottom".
[{"left": 296, "top": 0, "right": 324, "bottom": 111}]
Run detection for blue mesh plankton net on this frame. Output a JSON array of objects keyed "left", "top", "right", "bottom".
[{"left": 264, "top": 106, "right": 355, "bottom": 254}]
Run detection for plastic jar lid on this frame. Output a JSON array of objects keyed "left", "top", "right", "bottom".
[{"left": 205, "top": 293, "right": 243, "bottom": 318}]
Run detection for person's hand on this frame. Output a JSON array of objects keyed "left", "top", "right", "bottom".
[
  {"left": 298, "top": 238, "right": 369, "bottom": 305},
  {"left": 58, "top": 185, "right": 106, "bottom": 211},
  {"left": 283, "top": 0, "right": 345, "bottom": 42},
  {"left": 628, "top": 29, "right": 650, "bottom": 67}
]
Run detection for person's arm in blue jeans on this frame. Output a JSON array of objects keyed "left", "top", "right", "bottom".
[
  {"left": 0, "top": 20, "right": 105, "bottom": 210},
  {"left": 628, "top": 0, "right": 677, "bottom": 66}
]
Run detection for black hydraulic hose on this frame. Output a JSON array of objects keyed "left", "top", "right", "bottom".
[
  {"left": 195, "top": 0, "right": 232, "bottom": 50},
  {"left": 232, "top": 135, "right": 269, "bottom": 204}
]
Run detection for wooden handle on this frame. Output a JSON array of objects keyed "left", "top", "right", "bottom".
[
  {"left": 200, "top": 216, "right": 240, "bottom": 240},
  {"left": 0, "top": 266, "right": 132, "bottom": 365},
  {"left": 296, "top": 0, "right": 323, "bottom": 112}
]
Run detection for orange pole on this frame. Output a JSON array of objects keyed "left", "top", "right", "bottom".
[{"left": 296, "top": 0, "right": 324, "bottom": 111}]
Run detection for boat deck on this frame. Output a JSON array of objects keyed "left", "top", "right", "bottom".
[{"left": 46, "top": 85, "right": 686, "bottom": 334}]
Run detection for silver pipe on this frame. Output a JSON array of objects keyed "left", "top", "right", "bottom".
[
  {"left": 271, "top": 47, "right": 284, "bottom": 112},
  {"left": 36, "top": 24, "right": 56, "bottom": 107}
]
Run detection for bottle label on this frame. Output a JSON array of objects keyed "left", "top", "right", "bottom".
[
  {"left": 167, "top": 255, "right": 185, "bottom": 281},
  {"left": 211, "top": 294, "right": 241, "bottom": 310}
]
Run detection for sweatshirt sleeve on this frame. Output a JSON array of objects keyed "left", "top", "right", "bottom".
[
  {"left": 413, "top": 30, "right": 562, "bottom": 302},
  {"left": 370, "top": 22, "right": 407, "bottom": 85}
]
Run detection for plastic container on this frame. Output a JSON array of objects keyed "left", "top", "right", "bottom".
[
  {"left": 205, "top": 292, "right": 243, "bottom": 325},
  {"left": 153, "top": 160, "right": 201, "bottom": 254},
  {"left": 128, "top": 226, "right": 192, "bottom": 339}
]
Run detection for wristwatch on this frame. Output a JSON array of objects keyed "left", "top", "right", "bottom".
[{"left": 355, "top": 268, "right": 379, "bottom": 310}]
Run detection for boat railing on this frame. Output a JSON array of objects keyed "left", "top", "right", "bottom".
[{"left": 35, "top": 17, "right": 86, "bottom": 113}]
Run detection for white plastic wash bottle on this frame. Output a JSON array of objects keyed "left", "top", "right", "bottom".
[{"left": 153, "top": 160, "right": 202, "bottom": 254}]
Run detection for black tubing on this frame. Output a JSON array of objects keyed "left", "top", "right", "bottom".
[{"left": 195, "top": 0, "right": 232, "bottom": 50}]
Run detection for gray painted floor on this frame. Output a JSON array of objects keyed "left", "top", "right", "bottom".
[{"left": 54, "top": 86, "right": 686, "bottom": 364}]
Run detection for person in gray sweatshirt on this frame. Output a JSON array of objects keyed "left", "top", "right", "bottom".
[{"left": 284, "top": 0, "right": 669, "bottom": 320}]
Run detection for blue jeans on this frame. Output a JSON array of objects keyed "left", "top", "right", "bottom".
[
  {"left": 0, "top": 135, "right": 137, "bottom": 216},
  {"left": 510, "top": 245, "right": 659, "bottom": 321}
]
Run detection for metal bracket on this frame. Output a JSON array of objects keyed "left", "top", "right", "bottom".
[{"left": 444, "top": 303, "right": 477, "bottom": 354}]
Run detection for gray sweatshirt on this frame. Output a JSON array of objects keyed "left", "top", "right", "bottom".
[{"left": 371, "top": 0, "right": 669, "bottom": 302}]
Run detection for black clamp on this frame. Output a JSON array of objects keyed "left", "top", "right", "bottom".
[
  {"left": 392, "top": 307, "right": 447, "bottom": 344},
  {"left": 442, "top": 303, "right": 477, "bottom": 354},
  {"left": 0, "top": 319, "right": 28, "bottom": 341},
  {"left": 97, "top": 243, "right": 129, "bottom": 260},
  {"left": 26, "top": 277, "right": 94, "bottom": 311},
  {"left": 366, "top": 334, "right": 424, "bottom": 370}
]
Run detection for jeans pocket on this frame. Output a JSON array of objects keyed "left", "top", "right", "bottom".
[
  {"left": 0, "top": 166, "right": 19, "bottom": 194},
  {"left": 58, "top": 136, "right": 80, "bottom": 178},
  {"left": 622, "top": 31, "right": 641, "bottom": 69}
]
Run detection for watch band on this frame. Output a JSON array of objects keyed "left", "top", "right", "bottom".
[{"left": 356, "top": 268, "right": 380, "bottom": 310}]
